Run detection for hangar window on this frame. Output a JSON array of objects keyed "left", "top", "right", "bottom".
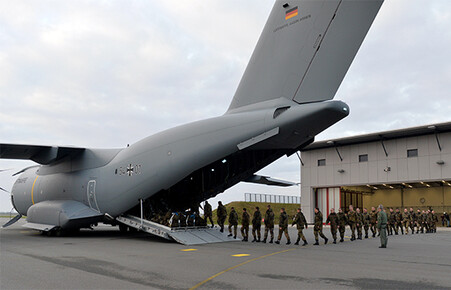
[
  {"left": 407, "top": 149, "right": 418, "bottom": 158},
  {"left": 359, "top": 154, "right": 368, "bottom": 162},
  {"left": 317, "top": 159, "right": 326, "bottom": 166}
]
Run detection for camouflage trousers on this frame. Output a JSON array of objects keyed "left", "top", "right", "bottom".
[
  {"left": 296, "top": 228, "right": 307, "bottom": 242},
  {"left": 370, "top": 223, "right": 377, "bottom": 236},
  {"left": 356, "top": 224, "right": 363, "bottom": 238},
  {"left": 205, "top": 215, "right": 214, "bottom": 227},
  {"left": 363, "top": 224, "right": 369, "bottom": 237},
  {"left": 277, "top": 226, "right": 290, "bottom": 241},
  {"left": 228, "top": 224, "right": 237, "bottom": 237},
  {"left": 330, "top": 225, "right": 337, "bottom": 241},
  {"left": 264, "top": 225, "right": 274, "bottom": 240},
  {"left": 241, "top": 225, "right": 249, "bottom": 239},
  {"left": 252, "top": 225, "right": 261, "bottom": 240},
  {"left": 410, "top": 221, "right": 416, "bottom": 233},
  {"left": 314, "top": 226, "right": 327, "bottom": 241},
  {"left": 396, "top": 222, "right": 404, "bottom": 234},
  {"left": 338, "top": 225, "right": 346, "bottom": 240},
  {"left": 218, "top": 216, "right": 226, "bottom": 231},
  {"left": 349, "top": 222, "right": 356, "bottom": 239},
  {"left": 402, "top": 221, "right": 410, "bottom": 234}
]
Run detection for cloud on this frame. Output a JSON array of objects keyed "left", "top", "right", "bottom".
[{"left": 1, "top": 0, "right": 451, "bottom": 212}]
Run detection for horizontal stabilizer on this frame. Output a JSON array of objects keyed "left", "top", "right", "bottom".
[
  {"left": 2, "top": 214, "right": 22, "bottom": 228},
  {"left": 0, "top": 143, "right": 85, "bottom": 165},
  {"left": 245, "top": 174, "right": 298, "bottom": 187}
]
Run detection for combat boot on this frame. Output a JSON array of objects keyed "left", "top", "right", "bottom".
[
  {"left": 340, "top": 238, "right": 344, "bottom": 242},
  {"left": 262, "top": 238, "right": 266, "bottom": 243},
  {"left": 294, "top": 238, "right": 300, "bottom": 245},
  {"left": 313, "top": 240, "right": 319, "bottom": 245},
  {"left": 372, "top": 233, "right": 376, "bottom": 238},
  {"left": 324, "top": 238, "right": 328, "bottom": 244},
  {"left": 269, "top": 238, "right": 273, "bottom": 244},
  {"left": 252, "top": 238, "right": 256, "bottom": 242},
  {"left": 286, "top": 240, "right": 291, "bottom": 245},
  {"left": 365, "top": 234, "right": 368, "bottom": 239},
  {"left": 257, "top": 238, "right": 261, "bottom": 242},
  {"left": 333, "top": 239, "right": 336, "bottom": 244},
  {"left": 233, "top": 235, "right": 236, "bottom": 239},
  {"left": 275, "top": 240, "right": 280, "bottom": 244},
  {"left": 228, "top": 233, "right": 232, "bottom": 237},
  {"left": 302, "top": 241, "right": 308, "bottom": 246}
]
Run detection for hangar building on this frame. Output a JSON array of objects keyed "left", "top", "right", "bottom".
[{"left": 300, "top": 122, "right": 451, "bottom": 222}]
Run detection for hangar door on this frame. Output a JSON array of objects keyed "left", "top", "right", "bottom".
[{"left": 315, "top": 188, "right": 340, "bottom": 219}]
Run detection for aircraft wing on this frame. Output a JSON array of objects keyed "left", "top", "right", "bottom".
[
  {"left": 0, "top": 143, "right": 85, "bottom": 165},
  {"left": 245, "top": 174, "right": 298, "bottom": 187}
]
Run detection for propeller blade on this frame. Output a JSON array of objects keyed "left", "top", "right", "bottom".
[{"left": 0, "top": 186, "right": 10, "bottom": 193}]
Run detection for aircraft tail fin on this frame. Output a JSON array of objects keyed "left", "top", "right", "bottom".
[{"left": 228, "top": 0, "right": 383, "bottom": 111}]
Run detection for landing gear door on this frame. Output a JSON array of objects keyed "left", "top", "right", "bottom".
[{"left": 87, "top": 180, "right": 100, "bottom": 212}]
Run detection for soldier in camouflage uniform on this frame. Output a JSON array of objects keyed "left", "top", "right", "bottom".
[
  {"left": 347, "top": 205, "right": 357, "bottom": 241},
  {"left": 388, "top": 208, "right": 397, "bottom": 235},
  {"left": 325, "top": 208, "right": 338, "bottom": 244},
  {"left": 402, "top": 208, "right": 411, "bottom": 234},
  {"left": 356, "top": 208, "right": 363, "bottom": 240},
  {"left": 217, "top": 201, "right": 227, "bottom": 233},
  {"left": 431, "top": 210, "right": 438, "bottom": 233},
  {"left": 292, "top": 208, "right": 308, "bottom": 246},
  {"left": 416, "top": 209, "right": 422, "bottom": 233},
  {"left": 337, "top": 208, "right": 348, "bottom": 242},
  {"left": 252, "top": 206, "right": 262, "bottom": 242},
  {"left": 275, "top": 208, "right": 291, "bottom": 245},
  {"left": 203, "top": 201, "right": 214, "bottom": 228},
  {"left": 263, "top": 205, "right": 275, "bottom": 243},
  {"left": 241, "top": 208, "right": 250, "bottom": 241},
  {"left": 409, "top": 208, "right": 416, "bottom": 234},
  {"left": 395, "top": 208, "right": 403, "bottom": 234},
  {"left": 369, "top": 206, "right": 378, "bottom": 237},
  {"left": 362, "top": 208, "right": 370, "bottom": 238},
  {"left": 228, "top": 207, "right": 238, "bottom": 239},
  {"left": 313, "top": 207, "right": 328, "bottom": 245},
  {"left": 422, "top": 210, "right": 429, "bottom": 233}
]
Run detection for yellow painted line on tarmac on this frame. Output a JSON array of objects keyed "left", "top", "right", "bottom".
[
  {"left": 231, "top": 254, "right": 250, "bottom": 257},
  {"left": 190, "top": 248, "right": 294, "bottom": 290},
  {"left": 181, "top": 249, "right": 198, "bottom": 252}
]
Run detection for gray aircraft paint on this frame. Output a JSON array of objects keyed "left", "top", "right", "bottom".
[{"left": 1, "top": 0, "right": 383, "bottom": 231}]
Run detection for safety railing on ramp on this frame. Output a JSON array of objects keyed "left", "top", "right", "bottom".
[{"left": 116, "top": 215, "right": 238, "bottom": 245}]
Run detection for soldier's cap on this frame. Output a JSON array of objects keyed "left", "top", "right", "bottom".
[
  {"left": 281, "top": 207, "right": 285, "bottom": 211},
  {"left": 243, "top": 208, "right": 247, "bottom": 211},
  {"left": 256, "top": 206, "right": 259, "bottom": 210}
]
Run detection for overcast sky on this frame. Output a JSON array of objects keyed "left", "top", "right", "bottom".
[{"left": 1, "top": 0, "right": 450, "bottom": 213}]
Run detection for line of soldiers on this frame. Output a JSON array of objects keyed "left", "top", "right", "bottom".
[{"left": 208, "top": 201, "right": 439, "bottom": 245}]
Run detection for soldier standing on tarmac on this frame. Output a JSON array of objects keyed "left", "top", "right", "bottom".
[
  {"left": 275, "top": 208, "right": 291, "bottom": 245},
  {"left": 337, "top": 208, "right": 348, "bottom": 242},
  {"left": 241, "top": 208, "right": 250, "bottom": 242},
  {"left": 325, "top": 208, "right": 339, "bottom": 244},
  {"left": 388, "top": 208, "right": 397, "bottom": 235},
  {"left": 263, "top": 205, "right": 275, "bottom": 243},
  {"left": 347, "top": 205, "right": 357, "bottom": 241},
  {"left": 395, "top": 208, "right": 403, "bottom": 234},
  {"left": 409, "top": 207, "right": 416, "bottom": 234},
  {"left": 377, "top": 204, "right": 388, "bottom": 248},
  {"left": 416, "top": 209, "right": 422, "bottom": 233},
  {"left": 252, "top": 206, "right": 262, "bottom": 242},
  {"left": 203, "top": 201, "right": 214, "bottom": 228},
  {"left": 292, "top": 208, "right": 308, "bottom": 246},
  {"left": 217, "top": 201, "right": 227, "bottom": 232},
  {"left": 313, "top": 208, "right": 328, "bottom": 245},
  {"left": 228, "top": 207, "right": 238, "bottom": 239},
  {"left": 356, "top": 208, "right": 363, "bottom": 240},
  {"left": 402, "top": 208, "right": 411, "bottom": 234},
  {"left": 362, "top": 208, "right": 370, "bottom": 238},
  {"left": 370, "top": 206, "right": 378, "bottom": 237}
]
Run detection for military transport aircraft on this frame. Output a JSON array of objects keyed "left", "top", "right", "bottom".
[{"left": 1, "top": 0, "right": 383, "bottom": 237}]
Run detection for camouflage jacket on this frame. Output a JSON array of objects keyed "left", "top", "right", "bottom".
[
  {"left": 356, "top": 212, "right": 363, "bottom": 225},
  {"left": 337, "top": 212, "right": 348, "bottom": 226},
  {"left": 229, "top": 209, "right": 238, "bottom": 225},
  {"left": 204, "top": 203, "right": 212, "bottom": 217},
  {"left": 362, "top": 212, "right": 370, "bottom": 226},
  {"left": 314, "top": 211, "right": 323, "bottom": 229},
  {"left": 370, "top": 211, "right": 377, "bottom": 224},
  {"left": 325, "top": 212, "right": 338, "bottom": 227},
  {"left": 242, "top": 211, "right": 250, "bottom": 227},
  {"left": 252, "top": 210, "right": 262, "bottom": 226},
  {"left": 347, "top": 210, "right": 356, "bottom": 223},
  {"left": 388, "top": 212, "right": 396, "bottom": 223},
  {"left": 265, "top": 208, "right": 275, "bottom": 227},
  {"left": 217, "top": 204, "right": 227, "bottom": 218},
  {"left": 409, "top": 211, "right": 416, "bottom": 222},
  {"left": 279, "top": 211, "right": 288, "bottom": 228},
  {"left": 402, "top": 212, "right": 411, "bottom": 222},
  {"left": 292, "top": 211, "right": 307, "bottom": 229},
  {"left": 395, "top": 212, "right": 402, "bottom": 222}
]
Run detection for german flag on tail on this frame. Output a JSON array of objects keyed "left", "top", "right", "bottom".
[{"left": 285, "top": 6, "right": 298, "bottom": 20}]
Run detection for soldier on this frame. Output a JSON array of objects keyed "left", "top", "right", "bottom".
[
  {"left": 356, "top": 208, "right": 363, "bottom": 240},
  {"left": 325, "top": 208, "right": 338, "bottom": 244},
  {"left": 426, "top": 209, "right": 433, "bottom": 233},
  {"left": 292, "top": 208, "right": 308, "bottom": 246},
  {"left": 395, "top": 208, "right": 403, "bottom": 234},
  {"left": 337, "top": 208, "right": 348, "bottom": 242},
  {"left": 170, "top": 212, "right": 180, "bottom": 228},
  {"left": 187, "top": 210, "right": 195, "bottom": 226},
  {"left": 228, "top": 207, "right": 238, "bottom": 239},
  {"left": 377, "top": 204, "right": 388, "bottom": 248},
  {"left": 203, "top": 201, "right": 214, "bottom": 228},
  {"left": 388, "top": 208, "right": 397, "bottom": 235},
  {"left": 275, "top": 208, "right": 291, "bottom": 245},
  {"left": 369, "top": 206, "right": 378, "bottom": 237},
  {"left": 241, "top": 208, "right": 250, "bottom": 241},
  {"left": 409, "top": 207, "right": 416, "bottom": 234},
  {"left": 313, "top": 207, "right": 328, "bottom": 245},
  {"left": 347, "top": 205, "right": 357, "bottom": 241},
  {"left": 362, "top": 208, "right": 370, "bottom": 238},
  {"left": 431, "top": 210, "right": 438, "bottom": 233},
  {"left": 252, "top": 206, "right": 262, "bottom": 242},
  {"left": 402, "top": 208, "right": 411, "bottom": 234},
  {"left": 217, "top": 201, "right": 227, "bottom": 233},
  {"left": 416, "top": 209, "right": 422, "bottom": 233},
  {"left": 263, "top": 205, "right": 275, "bottom": 243}
]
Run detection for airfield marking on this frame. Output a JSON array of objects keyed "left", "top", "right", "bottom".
[
  {"left": 180, "top": 249, "right": 198, "bottom": 252},
  {"left": 231, "top": 254, "right": 250, "bottom": 257},
  {"left": 190, "top": 248, "right": 294, "bottom": 290}
]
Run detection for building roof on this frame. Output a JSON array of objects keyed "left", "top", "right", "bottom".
[{"left": 302, "top": 121, "right": 451, "bottom": 151}]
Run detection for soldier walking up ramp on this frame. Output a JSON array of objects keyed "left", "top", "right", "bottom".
[{"left": 116, "top": 215, "right": 237, "bottom": 245}]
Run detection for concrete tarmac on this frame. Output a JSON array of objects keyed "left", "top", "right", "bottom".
[{"left": 1, "top": 218, "right": 451, "bottom": 289}]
